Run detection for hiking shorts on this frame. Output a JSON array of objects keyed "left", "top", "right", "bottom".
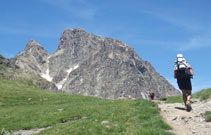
[{"left": 177, "top": 77, "right": 192, "bottom": 90}]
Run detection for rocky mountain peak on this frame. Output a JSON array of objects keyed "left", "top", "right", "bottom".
[
  {"left": 14, "top": 28, "right": 180, "bottom": 99},
  {"left": 63, "top": 28, "right": 85, "bottom": 33},
  {"left": 22, "top": 39, "right": 49, "bottom": 56},
  {"left": 24, "top": 40, "right": 42, "bottom": 51},
  {"left": 57, "top": 28, "right": 88, "bottom": 50},
  {"left": 15, "top": 40, "right": 49, "bottom": 74}
]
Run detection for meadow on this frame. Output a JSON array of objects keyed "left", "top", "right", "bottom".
[{"left": 0, "top": 78, "right": 172, "bottom": 135}]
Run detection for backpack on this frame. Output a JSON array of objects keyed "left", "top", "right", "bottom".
[{"left": 175, "top": 59, "right": 192, "bottom": 78}]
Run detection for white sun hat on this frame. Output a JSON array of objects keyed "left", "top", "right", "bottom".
[{"left": 177, "top": 54, "right": 183, "bottom": 62}]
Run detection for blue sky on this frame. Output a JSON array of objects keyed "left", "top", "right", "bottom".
[{"left": 0, "top": 0, "right": 211, "bottom": 93}]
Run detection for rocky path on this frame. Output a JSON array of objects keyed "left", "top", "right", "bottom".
[{"left": 158, "top": 99, "right": 211, "bottom": 135}]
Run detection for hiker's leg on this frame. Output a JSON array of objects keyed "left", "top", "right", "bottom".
[
  {"left": 186, "top": 89, "right": 192, "bottom": 111},
  {"left": 186, "top": 78, "right": 192, "bottom": 101},
  {"left": 187, "top": 90, "right": 192, "bottom": 101},
  {"left": 182, "top": 90, "right": 187, "bottom": 106}
]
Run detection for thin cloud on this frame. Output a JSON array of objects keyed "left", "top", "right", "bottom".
[
  {"left": 0, "top": 22, "right": 62, "bottom": 38},
  {"left": 0, "top": 26, "right": 30, "bottom": 35},
  {"left": 143, "top": 10, "right": 201, "bottom": 32},
  {"left": 128, "top": 36, "right": 211, "bottom": 51},
  {"left": 41, "top": 0, "right": 98, "bottom": 20},
  {"left": 126, "top": 37, "right": 183, "bottom": 50},
  {"left": 179, "top": 35, "right": 211, "bottom": 51},
  {"left": 140, "top": 9, "right": 211, "bottom": 51},
  {"left": 0, "top": 26, "right": 56, "bottom": 37}
]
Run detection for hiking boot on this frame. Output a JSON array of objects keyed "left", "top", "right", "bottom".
[
  {"left": 184, "top": 105, "right": 187, "bottom": 110},
  {"left": 186, "top": 100, "right": 192, "bottom": 112}
]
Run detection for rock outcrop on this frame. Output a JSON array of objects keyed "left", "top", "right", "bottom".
[
  {"left": 15, "top": 40, "right": 49, "bottom": 74},
  {"left": 0, "top": 54, "right": 20, "bottom": 78},
  {"left": 14, "top": 28, "right": 180, "bottom": 99},
  {"left": 0, "top": 54, "right": 57, "bottom": 91}
]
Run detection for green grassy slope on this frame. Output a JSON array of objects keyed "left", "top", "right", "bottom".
[
  {"left": 193, "top": 88, "right": 211, "bottom": 100},
  {"left": 0, "top": 78, "right": 172, "bottom": 135},
  {"left": 164, "top": 96, "right": 183, "bottom": 103},
  {"left": 162, "top": 88, "right": 211, "bottom": 103},
  {"left": 193, "top": 88, "right": 211, "bottom": 122}
]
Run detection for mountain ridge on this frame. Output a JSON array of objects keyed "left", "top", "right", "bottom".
[{"left": 14, "top": 28, "right": 180, "bottom": 99}]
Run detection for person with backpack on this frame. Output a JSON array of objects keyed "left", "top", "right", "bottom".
[
  {"left": 149, "top": 91, "right": 155, "bottom": 100},
  {"left": 174, "top": 54, "right": 194, "bottom": 111}
]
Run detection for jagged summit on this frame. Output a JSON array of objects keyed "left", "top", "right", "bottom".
[
  {"left": 57, "top": 28, "right": 89, "bottom": 50},
  {"left": 14, "top": 28, "right": 180, "bottom": 99},
  {"left": 63, "top": 28, "right": 85, "bottom": 32},
  {"left": 15, "top": 39, "right": 49, "bottom": 74},
  {"left": 24, "top": 40, "right": 43, "bottom": 51}
]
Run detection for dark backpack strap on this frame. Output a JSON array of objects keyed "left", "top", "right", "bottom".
[{"left": 176, "top": 61, "right": 188, "bottom": 69}]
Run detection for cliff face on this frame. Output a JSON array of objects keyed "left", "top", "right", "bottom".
[
  {"left": 15, "top": 28, "right": 180, "bottom": 99},
  {"left": 15, "top": 40, "right": 49, "bottom": 74}
]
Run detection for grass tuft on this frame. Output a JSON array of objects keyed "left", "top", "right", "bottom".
[
  {"left": 204, "top": 111, "right": 211, "bottom": 122},
  {"left": 193, "top": 88, "right": 211, "bottom": 101},
  {"left": 164, "top": 96, "right": 183, "bottom": 103}
]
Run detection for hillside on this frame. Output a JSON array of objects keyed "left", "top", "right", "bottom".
[
  {"left": 0, "top": 54, "right": 19, "bottom": 78},
  {"left": 0, "top": 78, "right": 172, "bottom": 135},
  {"left": 0, "top": 55, "right": 57, "bottom": 91}
]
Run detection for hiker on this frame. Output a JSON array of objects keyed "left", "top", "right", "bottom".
[
  {"left": 149, "top": 91, "right": 155, "bottom": 100},
  {"left": 174, "top": 54, "right": 194, "bottom": 111}
]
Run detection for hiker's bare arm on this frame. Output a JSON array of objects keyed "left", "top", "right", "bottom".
[
  {"left": 190, "top": 68, "right": 194, "bottom": 76},
  {"left": 174, "top": 70, "right": 176, "bottom": 78}
]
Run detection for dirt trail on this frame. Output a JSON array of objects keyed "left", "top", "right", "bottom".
[{"left": 158, "top": 98, "right": 211, "bottom": 135}]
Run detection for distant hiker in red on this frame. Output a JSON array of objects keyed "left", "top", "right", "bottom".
[
  {"left": 149, "top": 91, "right": 155, "bottom": 100},
  {"left": 174, "top": 54, "right": 194, "bottom": 111}
]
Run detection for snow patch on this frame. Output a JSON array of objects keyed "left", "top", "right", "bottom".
[
  {"left": 67, "top": 64, "right": 79, "bottom": 74},
  {"left": 56, "top": 64, "right": 79, "bottom": 90},
  {"left": 40, "top": 56, "right": 52, "bottom": 82},
  {"left": 41, "top": 69, "right": 53, "bottom": 82},
  {"left": 56, "top": 78, "right": 67, "bottom": 90}
]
